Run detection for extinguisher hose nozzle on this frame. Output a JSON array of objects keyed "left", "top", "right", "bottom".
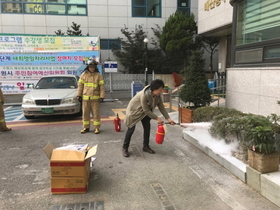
[{"left": 164, "top": 122, "right": 180, "bottom": 125}]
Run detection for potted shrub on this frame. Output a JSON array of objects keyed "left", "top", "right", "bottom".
[
  {"left": 246, "top": 125, "right": 279, "bottom": 173},
  {"left": 210, "top": 113, "right": 279, "bottom": 173},
  {"left": 179, "top": 50, "right": 212, "bottom": 123},
  {"left": 192, "top": 106, "right": 280, "bottom": 173}
]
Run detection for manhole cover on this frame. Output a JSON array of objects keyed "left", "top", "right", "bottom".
[{"left": 50, "top": 201, "right": 104, "bottom": 210}]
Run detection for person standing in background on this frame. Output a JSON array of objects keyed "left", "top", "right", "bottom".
[
  {"left": 77, "top": 60, "right": 105, "bottom": 134},
  {"left": 0, "top": 87, "right": 11, "bottom": 132}
]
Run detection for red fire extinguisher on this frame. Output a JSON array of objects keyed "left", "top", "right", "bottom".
[
  {"left": 155, "top": 124, "right": 165, "bottom": 144},
  {"left": 114, "top": 113, "right": 121, "bottom": 132}
]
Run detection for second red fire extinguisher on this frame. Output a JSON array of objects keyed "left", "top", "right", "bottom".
[
  {"left": 114, "top": 113, "right": 121, "bottom": 132},
  {"left": 155, "top": 124, "right": 165, "bottom": 144}
]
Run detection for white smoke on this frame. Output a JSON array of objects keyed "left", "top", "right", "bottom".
[{"left": 183, "top": 122, "right": 239, "bottom": 156}]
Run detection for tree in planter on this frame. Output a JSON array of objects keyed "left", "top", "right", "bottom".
[{"left": 179, "top": 50, "right": 211, "bottom": 108}]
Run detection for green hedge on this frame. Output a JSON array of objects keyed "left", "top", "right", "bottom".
[{"left": 192, "top": 106, "right": 279, "bottom": 154}]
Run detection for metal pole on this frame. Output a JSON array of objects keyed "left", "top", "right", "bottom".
[
  {"left": 110, "top": 72, "right": 113, "bottom": 92},
  {"left": 145, "top": 42, "right": 148, "bottom": 86},
  {"left": 178, "top": 99, "right": 181, "bottom": 124},
  {"left": 169, "top": 89, "right": 172, "bottom": 112}
]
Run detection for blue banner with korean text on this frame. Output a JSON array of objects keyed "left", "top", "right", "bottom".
[{"left": 0, "top": 34, "right": 100, "bottom": 94}]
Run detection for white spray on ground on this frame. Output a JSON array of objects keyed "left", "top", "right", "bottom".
[{"left": 182, "top": 122, "right": 239, "bottom": 156}]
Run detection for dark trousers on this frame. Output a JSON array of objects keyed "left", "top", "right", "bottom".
[{"left": 123, "top": 115, "right": 151, "bottom": 149}]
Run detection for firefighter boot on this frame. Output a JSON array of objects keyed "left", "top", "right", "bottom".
[
  {"left": 80, "top": 128, "right": 89, "bottom": 134},
  {"left": 94, "top": 128, "right": 100, "bottom": 134}
]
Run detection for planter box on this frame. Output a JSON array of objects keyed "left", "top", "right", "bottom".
[
  {"left": 248, "top": 149, "right": 279, "bottom": 173},
  {"left": 180, "top": 107, "right": 193, "bottom": 123}
]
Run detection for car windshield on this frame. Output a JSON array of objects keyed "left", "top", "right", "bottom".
[{"left": 35, "top": 77, "right": 77, "bottom": 89}]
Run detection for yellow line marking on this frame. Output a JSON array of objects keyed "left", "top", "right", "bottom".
[
  {"left": 163, "top": 103, "right": 179, "bottom": 111},
  {"left": 111, "top": 108, "right": 126, "bottom": 120}
]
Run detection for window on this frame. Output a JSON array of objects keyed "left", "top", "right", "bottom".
[
  {"left": 264, "top": 45, "right": 280, "bottom": 60},
  {"left": 236, "top": 0, "right": 280, "bottom": 46},
  {"left": 132, "top": 0, "right": 161, "bottom": 17},
  {"left": 24, "top": 3, "right": 44, "bottom": 14},
  {"left": 2, "top": 3, "right": 22, "bottom": 13},
  {"left": 67, "top": 5, "right": 86, "bottom": 15},
  {"left": 177, "top": 0, "right": 190, "bottom": 15},
  {"left": 46, "top": 4, "right": 65, "bottom": 14},
  {"left": 1, "top": 0, "right": 87, "bottom": 15},
  {"left": 232, "top": 0, "right": 280, "bottom": 65},
  {"left": 100, "top": 39, "right": 121, "bottom": 50}
]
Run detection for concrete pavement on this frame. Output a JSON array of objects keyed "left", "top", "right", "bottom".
[{"left": 0, "top": 99, "right": 279, "bottom": 210}]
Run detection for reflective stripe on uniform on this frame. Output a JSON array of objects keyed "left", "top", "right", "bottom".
[
  {"left": 83, "top": 120, "right": 90, "bottom": 125},
  {"left": 82, "top": 95, "right": 100, "bottom": 100},
  {"left": 99, "top": 80, "right": 104, "bottom": 85},
  {"left": 78, "top": 79, "right": 85, "bottom": 84},
  {"left": 93, "top": 121, "right": 100, "bottom": 126},
  {"left": 0, "top": 119, "right": 5, "bottom": 123},
  {"left": 84, "top": 83, "right": 98, "bottom": 88}
]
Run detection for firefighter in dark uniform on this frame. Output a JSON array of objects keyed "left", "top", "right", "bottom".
[
  {"left": 77, "top": 60, "right": 105, "bottom": 134},
  {"left": 0, "top": 87, "right": 11, "bottom": 132}
]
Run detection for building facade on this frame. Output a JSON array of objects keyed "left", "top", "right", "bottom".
[
  {"left": 0, "top": 0, "right": 198, "bottom": 67},
  {"left": 198, "top": 0, "right": 280, "bottom": 116}
]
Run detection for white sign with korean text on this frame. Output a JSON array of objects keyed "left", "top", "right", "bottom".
[{"left": 104, "top": 61, "right": 118, "bottom": 73}]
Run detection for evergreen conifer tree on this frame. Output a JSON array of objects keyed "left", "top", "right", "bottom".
[
  {"left": 179, "top": 50, "right": 211, "bottom": 108},
  {"left": 160, "top": 12, "right": 199, "bottom": 70},
  {"left": 54, "top": 22, "right": 86, "bottom": 36},
  {"left": 112, "top": 25, "right": 146, "bottom": 74},
  {"left": 66, "top": 22, "right": 82, "bottom": 36},
  {"left": 54, "top": 29, "right": 65, "bottom": 35}
]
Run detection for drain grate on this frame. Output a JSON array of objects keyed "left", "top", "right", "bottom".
[
  {"left": 151, "top": 183, "right": 177, "bottom": 210},
  {"left": 50, "top": 201, "right": 104, "bottom": 210}
]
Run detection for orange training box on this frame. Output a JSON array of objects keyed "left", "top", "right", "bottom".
[
  {"left": 43, "top": 143, "right": 98, "bottom": 177},
  {"left": 51, "top": 176, "right": 89, "bottom": 194}
]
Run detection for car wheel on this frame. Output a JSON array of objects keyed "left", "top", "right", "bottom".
[{"left": 24, "top": 115, "right": 35, "bottom": 119}]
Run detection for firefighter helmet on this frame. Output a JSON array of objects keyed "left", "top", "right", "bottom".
[
  {"left": 87, "top": 60, "right": 98, "bottom": 68},
  {"left": 84, "top": 59, "right": 99, "bottom": 73}
]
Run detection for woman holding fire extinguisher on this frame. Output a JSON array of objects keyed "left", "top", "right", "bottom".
[{"left": 122, "top": 79, "right": 176, "bottom": 157}]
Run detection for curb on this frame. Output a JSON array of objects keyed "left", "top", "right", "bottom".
[
  {"left": 182, "top": 127, "right": 280, "bottom": 208},
  {"left": 182, "top": 128, "right": 246, "bottom": 182}
]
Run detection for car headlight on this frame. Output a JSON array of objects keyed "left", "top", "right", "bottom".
[
  {"left": 22, "top": 98, "right": 35, "bottom": 105},
  {"left": 61, "top": 97, "right": 77, "bottom": 104}
]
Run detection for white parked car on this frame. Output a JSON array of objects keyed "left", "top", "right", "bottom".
[{"left": 22, "top": 75, "right": 82, "bottom": 119}]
